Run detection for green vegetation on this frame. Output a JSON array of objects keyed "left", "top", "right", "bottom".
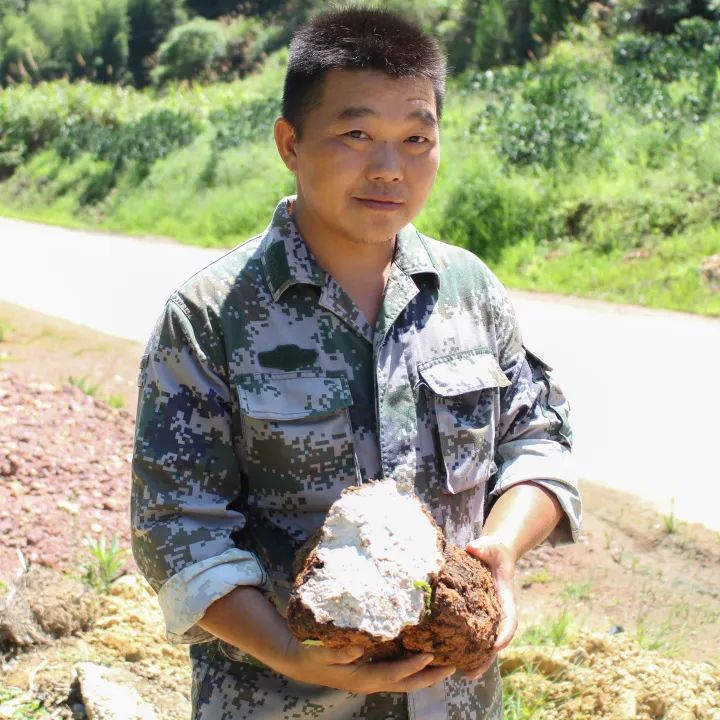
[
  {"left": 0, "top": 318, "right": 12, "bottom": 342},
  {"left": 634, "top": 604, "right": 689, "bottom": 655},
  {"left": 522, "top": 568, "right": 553, "bottom": 585},
  {"left": 0, "top": 1, "right": 596, "bottom": 88},
  {"left": 1, "top": 2, "right": 720, "bottom": 314},
  {"left": 562, "top": 581, "right": 592, "bottom": 601},
  {"left": 0, "top": 689, "right": 48, "bottom": 719},
  {"left": 413, "top": 579, "right": 433, "bottom": 615},
  {"left": 106, "top": 393, "right": 125, "bottom": 409},
  {"left": 67, "top": 375, "right": 99, "bottom": 396},
  {"left": 516, "top": 607, "right": 575, "bottom": 646},
  {"left": 663, "top": 497, "right": 679, "bottom": 534},
  {"left": 81, "top": 533, "right": 125, "bottom": 591},
  {"left": 502, "top": 672, "right": 550, "bottom": 720}
]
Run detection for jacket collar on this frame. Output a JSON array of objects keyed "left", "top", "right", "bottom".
[{"left": 261, "top": 196, "right": 439, "bottom": 302}]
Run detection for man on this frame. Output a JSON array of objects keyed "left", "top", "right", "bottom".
[{"left": 131, "top": 7, "right": 581, "bottom": 719}]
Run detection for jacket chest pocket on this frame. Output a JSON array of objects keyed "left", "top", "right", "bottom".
[
  {"left": 235, "top": 373, "right": 359, "bottom": 511},
  {"left": 418, "top": 350, "right": 510, "bottom": 495}
]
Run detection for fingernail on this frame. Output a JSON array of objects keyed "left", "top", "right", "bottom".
[{"left": 422, "top": 654, "right": 434, "bottom": 663}]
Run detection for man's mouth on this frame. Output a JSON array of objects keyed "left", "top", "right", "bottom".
[{"left": 354, "top": 196, "right": 404, "bottom": 212}]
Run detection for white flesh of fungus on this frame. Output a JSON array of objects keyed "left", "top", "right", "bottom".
[{"left": 297, "top": 481, "right": 443, "bottom": 639}]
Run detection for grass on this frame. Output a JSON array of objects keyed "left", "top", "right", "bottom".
[
  {"left": 0, "top": 690, "right": 48, "bottom": 719},
  {"left": 516, "top": 608, "right": 575, "bottom": 647},
  {"left": 663, "top": 497, "right": 679, "bottom": 534},
  {"left": 634, "top": 604, "right": 688, "bottom": 655},
  {"left": 106, "top": 394, "right": 125, "bottom": 409},
  {"left": 0, "top": 319, "right": 13, "bottom": 342},
  {"left": 603, "top": 529, "right": 614, "bottom": 550},
  {"left": 67, "top": 375, "right": 99, "bottom": 397},
  {"left": 502, "top": 671, "right": 551, "bottom": 720},
  {"left": 562, "top": 581, "right": 592, "bottom": 601},
  {"left": 81, "top": 534, "right": 125, "bottom": 592},
  {"left": 521, "top": 568, "right": 553, "bottom": 586}
]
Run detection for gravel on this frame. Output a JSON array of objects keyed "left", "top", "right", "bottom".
[{"left": 0, "top": 371, "right": 135, "bottom": 581}]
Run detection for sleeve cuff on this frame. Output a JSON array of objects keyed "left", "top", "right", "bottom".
[
  {"left": 493, "top": 440, "right": 582, "bottom": 543},
  {"left": 157, "top": 548, "right": 273, "bottom": 644}
]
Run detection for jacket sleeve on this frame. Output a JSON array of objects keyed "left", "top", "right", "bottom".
[
  {"left": 487, "top": 280, "right": 582, "bottom": 544},
  {"left": 131, "top": 298, "right": 271, "bottom": 644}
]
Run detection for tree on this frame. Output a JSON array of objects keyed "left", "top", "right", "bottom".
[
  {"left": 152, "top": 17, "right": 226, "bottom": 84},
  {"left": 92, "top": 0, "right": 130, "bottom": 82},
  {"left": 0, "top": 12, "right": 48, "bottom": 82},
  {"left": 126, "top": 0, "right": 186, "bottom": 86},
  {"left": 0, "top": 0, "right": 26, "bottom": 20},
  {"left": 185, "top": 0, "right": 242, "bottom": 19}
]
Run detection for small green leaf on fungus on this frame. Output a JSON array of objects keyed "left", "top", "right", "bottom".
[
  {"left": 302, "top": 639, "right": 325, "bottom": 646},
  {"left": 413, "top": 580, "right": 433, "bottom": 616}
]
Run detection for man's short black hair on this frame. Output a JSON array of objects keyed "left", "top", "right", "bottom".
[{"left": 283, "top": 7, "right": 447, "bottom": 137}]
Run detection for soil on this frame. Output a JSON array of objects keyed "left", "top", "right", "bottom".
[{"left": 0, "top": 302, "right": 719, "bottom": 718}]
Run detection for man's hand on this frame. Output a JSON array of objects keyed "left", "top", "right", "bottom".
[
  {"left": 278, "top": 640, "right": 456, "bottom": 694},
  {"left": 199, "top": 585, "right": 454, "bottom": 694},
  {"left": 463, "top": 536, "right": 518, "bottom": 680},
  {"left": 461, "top": 481, "right": 565, "bottom": 681}
]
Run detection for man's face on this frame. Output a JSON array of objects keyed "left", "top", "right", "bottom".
[{"left": 277, "top": 68, "right": 440, "bottom": 246}]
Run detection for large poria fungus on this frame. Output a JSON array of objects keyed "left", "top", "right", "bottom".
[{"left": 286, "top": 480, "right": 501, "bottom": 672}]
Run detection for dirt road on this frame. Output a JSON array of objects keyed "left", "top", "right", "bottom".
[{"left": 2, "top": 216, "right": 719, "bottom": 530}]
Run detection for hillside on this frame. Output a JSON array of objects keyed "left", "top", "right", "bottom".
[{"left": 1, "top": 2, "right": 720, "bottom": 314}]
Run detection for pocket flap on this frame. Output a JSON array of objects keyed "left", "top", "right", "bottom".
[
  {"left": 237, "top": 375, "right": 352, "bottom": 420},
  {"left": 418, "top": 349, "right": 510, "bottom": 397}
]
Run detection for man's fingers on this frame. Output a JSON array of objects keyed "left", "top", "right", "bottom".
[
  {"left": 316, "top": 644, "right": 365, "bottom": 665},
  {"left": 464, "top": 654, "right": 495, "bottom": 681},
  {"left": 493, "top": 614, "right": 518, "bottom": 651},
  {"left": 387, "top": 653, "right": 435, "bottom": 682},
  {"left": 365, "top": 653, "right": 434, "bottom": 684},
  {"left": 395, "top": 665, "right": 456, "bottom": 693}
]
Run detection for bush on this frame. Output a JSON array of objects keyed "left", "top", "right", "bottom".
[
  {"left": 675, "top": 16, "right": 720, "bottom": 49},
  {"left": 153, "top": 17, "right": 226, "bottom": 84},
  {"left": 610, "top": 0, "right": 720, "bottom": 35},
  {"left": 119, "top": 110, "right": 198, "bottom": 165},
  {"left": 611, "top": 30, "right": 719, "bottom": 124},
  {"left": 0, "top": 83, "right": 70, "bottom": 175},
  {"left": 54, "top": 109, "right": 198, "bottom": 199},
  {"left": 477, "top": 67, "right": 602, "bottom": 168},
  {"left": 427, "top": 160, "right": 550, "bottom": 262},
  {"left": 210, "top": 96, "right": 281, "bottom": 150}
]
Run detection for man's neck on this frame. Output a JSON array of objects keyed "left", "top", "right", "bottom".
[
  {"left": 291, "top": 198, "right": 395, "bottom": 327},
  {"left": 292, "top": 198, "right": 394, "bottom": 278}
]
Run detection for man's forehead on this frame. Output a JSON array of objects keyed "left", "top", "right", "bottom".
[
  {"left": 318, "top": 68, "right": 436, "bottom": 115},
  {"left": 337, "top": 104, "right": 437, "bottom": 129}
]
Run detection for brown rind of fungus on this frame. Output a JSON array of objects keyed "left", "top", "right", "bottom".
[{"left": 287, "top": 537, "right": 501, "bottom": 671}]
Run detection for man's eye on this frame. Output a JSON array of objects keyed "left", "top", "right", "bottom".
[
  {"left": 407, "top": 135, "right": 429, "bottom": 144},
  {"left": 345, "top": 130, "right": 369, "bottom": 139}
]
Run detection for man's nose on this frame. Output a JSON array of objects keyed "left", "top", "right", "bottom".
[{"left": 367, "top": 141, "right": 403, "bottom": 183}]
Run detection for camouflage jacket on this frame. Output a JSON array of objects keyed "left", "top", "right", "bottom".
[{"left": 131, "top": 196, "right": 581, "bottom": 719}]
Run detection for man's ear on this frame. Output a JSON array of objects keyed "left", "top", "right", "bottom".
[{"left": 274, "top": 117, "right": 298, "bottom": 174}]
